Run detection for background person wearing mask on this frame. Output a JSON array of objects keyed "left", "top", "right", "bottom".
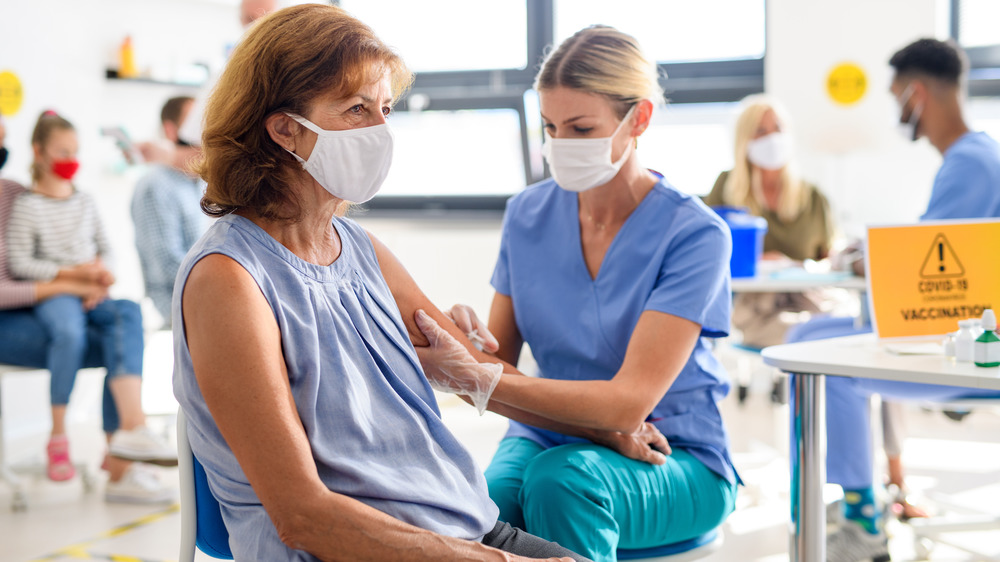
[
  {"left": 0, "top": 112, "right": 175, "bottom": 503},
  {"left": 892, "top": 38, "right": 1000, "bottom": 220},
  {"left": 421, "top": 25, "right": 739, "bottom": 562},
  {"left": 703, "top": 95, "right": 835, "bottom": 350},
  {"left": 811, "top": 37, "right": 1000, "bottom": 562},
  {"left": 131, "top": 96, "right": 210, "bottom": 327}
]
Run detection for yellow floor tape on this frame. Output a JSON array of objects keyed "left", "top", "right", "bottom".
[{"left": 30, "top": 503, "right": 179, "bottom": 562}]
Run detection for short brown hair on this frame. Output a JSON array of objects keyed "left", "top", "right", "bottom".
[
  {"left": 161, "top": 96, "right": 193, "bottom": 126},
  {"left": 31, "top": 110, "right": 75, "bottom": 182},
  {"left": 198, "top": 4, "right": 413, "bottom": 220}
]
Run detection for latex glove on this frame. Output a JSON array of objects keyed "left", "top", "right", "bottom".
[
  {"left": 444, "top": 304, "right": 500, "bottom": 353},
  {"left": 591, "top": 422, "right": 672, "bottom": 466},
  {"left": 414, "top": 309, "right": 502, "bottom": 415}
]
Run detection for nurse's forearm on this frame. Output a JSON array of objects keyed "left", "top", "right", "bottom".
[{"left": 489, "top": 375, "right": 649, "bottom": 434}]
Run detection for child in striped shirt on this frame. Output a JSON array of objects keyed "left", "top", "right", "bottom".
[{"left": 5, "top": 111, "right": 176, "bottom": 487}]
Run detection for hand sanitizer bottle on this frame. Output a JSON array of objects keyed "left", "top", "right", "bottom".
[
  {"left": 955, "top": 320, "right": 977, "bottom": 362},
  {"left": 974, "top": 309, "right": 1000, "bottom": 367}
]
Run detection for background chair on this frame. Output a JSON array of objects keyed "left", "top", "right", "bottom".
[
  {"left": 177, "top": 409, "right": 233, "bottom": 561},
  {"left": 616, "top": 528, "right": 723, "bottom": 561}
]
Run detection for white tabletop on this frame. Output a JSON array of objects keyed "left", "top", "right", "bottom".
[
  {"left": 761, "top": 333, "right": 1000, "bottom": 391},
  {"left": 731, "top": 270, "right": 867, "bottom": 293}
]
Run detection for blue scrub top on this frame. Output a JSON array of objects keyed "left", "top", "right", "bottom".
[
  {"left": 491, "top": 176, "right": 737, "bottom": 484},
  {"left": 922, "top": 131, "right": 1000, "bottom": 220}
]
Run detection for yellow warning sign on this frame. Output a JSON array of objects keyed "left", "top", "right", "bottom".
[
  {"left": 0, "top": 70, "right": 24, "bottom": 116},
  {"left": 867, "top": 220, "right": 1000, "bottom": 339},
  {"left": 827, "top": 62, "right": 867, "bottom": 106},
  {"left": 919, "top": 234, "right": 965, "bottom": 278}
]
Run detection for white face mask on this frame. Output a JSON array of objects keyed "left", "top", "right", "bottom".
[
  {"left": 541, "top": 105, "right": 636, "bottom": 192},
  {"left": 746, "top": 131, "right": 791, "bottom": 171},
  {"left": 284, "top": 113, "right": 393, "bottom": 203},
  {"left": 895, "top": 84, "right": 922, "bottom": 142}
]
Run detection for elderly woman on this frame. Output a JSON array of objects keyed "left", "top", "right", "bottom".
[{"left": 172, "top": 5, "right": 674, "bottom": 560}]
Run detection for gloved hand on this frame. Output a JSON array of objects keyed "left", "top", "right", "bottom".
[
  {"left": 414, "top": 309, "right": 503, "bottom": 415},
  {"left": 444, "top": 304, "right": 500, "bottom": 353}
]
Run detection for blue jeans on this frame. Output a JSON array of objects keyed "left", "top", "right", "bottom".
[
  {"left": 485, "top": 438, "right": 737, "bottom": 562},
  {"left": 0, "top": 298, "right": 144, "bottom": 433}
]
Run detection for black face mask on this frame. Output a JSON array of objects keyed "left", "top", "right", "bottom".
[{"left": 0, "top": 147, "right": 7, "bottom": 170}]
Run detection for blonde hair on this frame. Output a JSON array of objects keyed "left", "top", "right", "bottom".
[
  {"left": 30, "top": 111, "right": 75, "bottom": 182},
  {"left": 198, "top": 4, "right": 413, "bottom": 221},
  {"left": 723, "top": 94, "right": 806, "bottom": 222},
  {"left": 535, "top": 25, "right": 664, "bottom": 118}
]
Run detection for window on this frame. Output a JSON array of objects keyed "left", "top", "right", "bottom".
[
  {"left": 553, "top": 0, "right": 765, "bottom": 64},
  {"left": 378, "top": 108, "right": 525, "bottom": 199},
  {"left": 339, "top": 0, "right": 528, "bottom": 72},
  {"left": 951, "top": 0, "right": 1000, "bottom": 98},
  {"left": 340, "top": 0, "right": 764, "bottom": 212}
]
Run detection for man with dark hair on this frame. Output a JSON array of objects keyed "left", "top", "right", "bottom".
[
  {"left": 890, "top": 37, "right": 1000, "bottom": 219},
  {"left": 821, "top": 38, "right": 1000, "bottom": 562},
  {"left": 131, "top": 96, "right": 209, "bottom": 327}
]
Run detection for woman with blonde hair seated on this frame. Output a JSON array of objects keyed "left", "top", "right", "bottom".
[{"left": 703, "top": 94, "right": 835, "bottom": 348}]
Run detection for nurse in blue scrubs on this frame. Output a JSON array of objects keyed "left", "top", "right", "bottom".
[{"left": 415, "top": 25, "right": 739, "bottom": 562}]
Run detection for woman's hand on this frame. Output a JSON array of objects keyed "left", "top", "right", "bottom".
[
  {"left": 590, "top": 422, "right": 671, "bottom": 466},
  {"left": 413, "top": 309, "right": 502, "bottom": 415},
  {"left": 444, "top": 304, "right": 500, "bottom": 353}
]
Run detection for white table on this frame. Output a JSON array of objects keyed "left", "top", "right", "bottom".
[
  {"left": 761, "top": 334, "right": 1000, "bottom": 562},
  {"left": 731, "top": 270, "right": 867, "bottom": 293}
]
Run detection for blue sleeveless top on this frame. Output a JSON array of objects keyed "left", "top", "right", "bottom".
[{"left": 173, "top": 214, "right": 498, "bottom": 560}]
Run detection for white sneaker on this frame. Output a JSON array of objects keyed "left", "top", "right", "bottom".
[
  {"left": 109, "top": 426, "right": 178, "bottom": 466},
  {"left": 826, "top": 519, "right": 891, "bottom": 562},
  {"left": 105, "top": 464, "right": 176, "bottom": 504}
]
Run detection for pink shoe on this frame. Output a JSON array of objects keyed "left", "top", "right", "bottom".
[{"left": 46, "top": 435, "right": 76, "bottom": 482}]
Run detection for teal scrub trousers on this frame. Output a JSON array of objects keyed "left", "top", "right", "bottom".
[{"left": 485, "top": 438, "right": 738, "bottom": 562}]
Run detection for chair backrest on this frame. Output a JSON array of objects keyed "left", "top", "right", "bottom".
[{"left": 177, "top": 409, "right": 234, "bottom": 560}]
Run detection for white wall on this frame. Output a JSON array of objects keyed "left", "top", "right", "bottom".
[
  {"left": 766, "top": 0, "right": 952, "bottom": 239},
  {"left": 0, "top": 0, "right": 240, "bottom": 305}
]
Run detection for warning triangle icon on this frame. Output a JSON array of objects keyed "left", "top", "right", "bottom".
[{"left": 920, "top": 233, "right": 965, "bottom": 278}]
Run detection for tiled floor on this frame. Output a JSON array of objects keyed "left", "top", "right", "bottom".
[{"left": 2, "top": 344, "right": 999, "bottom": 562}]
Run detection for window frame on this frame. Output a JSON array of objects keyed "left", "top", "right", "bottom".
[
  {"left": 361, "top": 0, "right": 765, "bottom": 213},
  {"left": 950, "top": 0, "right": 1000, "bottom": 98}
]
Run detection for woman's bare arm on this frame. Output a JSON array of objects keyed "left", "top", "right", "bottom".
[{"left": 182, "top": 253, "right": 560, "bottom": 562}]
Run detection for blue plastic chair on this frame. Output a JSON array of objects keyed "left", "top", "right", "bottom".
[
  {"left": 616, "top": 528, "right": 723, "bottom": 561},
  {"left": 177, "top": 410, "right": 234, "bottom": 561}
]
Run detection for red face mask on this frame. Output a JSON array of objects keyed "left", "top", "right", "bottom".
[{"left": 51, "top": 159, "right": 80, "bottom": 180}]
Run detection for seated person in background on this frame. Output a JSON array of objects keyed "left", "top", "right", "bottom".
[
  {"left": 425, "top": 25, "right": 739, "bottom": 562},
  {"left": 806, "top": 37, "right": 1000, "bottom": 561},
  {"left": 174, "top": 6, "right": 667, "bottom": 559},
  {"left": 131, "top": 96, "right": 210, "bottom": 327},
  {"left": 703, "top": 95, "right": 835, "bottom": 349},
  {"left": 0, "top": 114, "right": 174, "bottom": 502},
  {"left": 896, "top": 40, "right": 1000, "bottom": 220}
]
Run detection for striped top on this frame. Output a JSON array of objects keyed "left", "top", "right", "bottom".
[
  {"left": 6, "top": 187, "right": 112, "bottom": 281},
  {"left": 0, "top": 180, "right": 37, "bottom": 309}
]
